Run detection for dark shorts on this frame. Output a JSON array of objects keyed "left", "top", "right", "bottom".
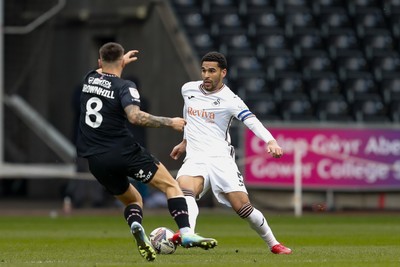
[{"left": 86, "top": 143, "right": 160, "bottom": 195}]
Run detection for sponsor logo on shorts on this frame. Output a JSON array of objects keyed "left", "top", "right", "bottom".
[{"left": 135, "top": 169, "right": 153, "bottom": 182}]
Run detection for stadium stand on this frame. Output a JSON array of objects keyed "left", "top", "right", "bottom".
[{"left": 170, "top": 0, "right": 399, "bottom": 122}]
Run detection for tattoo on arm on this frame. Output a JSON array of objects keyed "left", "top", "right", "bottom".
[{"left": 125, "top": 105, "right": 172, "bottom": 128}]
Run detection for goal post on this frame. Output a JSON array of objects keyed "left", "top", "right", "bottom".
[{"left": 293, "top": 143, "right": 304, "bottom": 217}]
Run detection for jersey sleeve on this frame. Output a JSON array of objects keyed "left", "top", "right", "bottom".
[
  {"left": 120, "top": 81, "right": 141, "bottom": 109},
  {"left": 231, "top": 95, "right": 256, "bottom": 122},
  {"left": 230, "top": 94, "right": 275, "bottom": 143}
]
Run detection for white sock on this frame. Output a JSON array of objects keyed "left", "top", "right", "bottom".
[
  {"left": 184, "top": 195, "right": 199, "bottom": 231},
  {"left": 246, "top": 208, "right": 279, "bottom": 249},
  {"left": 179, "top": 227, "right": 192, "bottom": 235}
]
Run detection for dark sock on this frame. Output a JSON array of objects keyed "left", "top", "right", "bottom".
[
  {"left": 168, "top": 197, "right": 190, "bottom": 229},
  {"left": 124, "top": 204, "right": 143, "bottom": 227}
]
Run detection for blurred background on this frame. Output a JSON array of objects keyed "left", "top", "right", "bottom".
[{"left": 0, "top": 0, "right": 399, "bottom": 214}]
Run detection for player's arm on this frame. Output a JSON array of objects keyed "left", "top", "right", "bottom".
[
  {"left": 125, "top": 104, "right": 186, "bottom": 132},
  {"left": 243, "top": 117, "right": 283, "bottom": 158},
  {"left": 233, "top": 95, "right": 283, "bottom": 158},
  {"left": 170, "top": 139, "right": 186, "bottom": 160},
  {"left": 170, "top": 89, "right": 188, "bottom": 160},
  {"left": 97, "top": 50, "right": 139, "bottom": 73}
]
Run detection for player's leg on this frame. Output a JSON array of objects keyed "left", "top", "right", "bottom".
[
  {"left": 168, "top": 175, "right": 203, "bottom": 245},
  {"left": 209, "top": 158, "right": 291, "bottom": 254},
  {"left": 115, "top": 184, "right": 156, "bottom": 261},
  {"left": 87, "top": 153, "right": 156, "bottom": 261},
  {"left": 177, "top": 175, "right": 205, "bottom": 230},
  {"left": 123, "top": 146, "right": 190, "bottom": 235},
  {"left": 149, "top": 162, "right": 217, "bottom": 250},
  {"left": 175, "top": 159, "right": 209, "bottom": 231},
  {"left": 225, "top": 191, "right": 292, "bottom": 254},
  {"left": 148, "top": 163, "right": 191, "bottom": 231}
]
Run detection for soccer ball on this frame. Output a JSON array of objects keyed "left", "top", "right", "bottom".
[{"left": 149, "top": 227, "right": 177, "bottom": 254}]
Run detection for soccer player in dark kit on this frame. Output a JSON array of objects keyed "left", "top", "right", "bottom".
[{"left": 76, "top": 42, "right": 217, "bottom": 262}]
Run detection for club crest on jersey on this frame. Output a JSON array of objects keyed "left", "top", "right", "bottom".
[{"left": 212, "top": 98, "right": 221, "bottom": 106}]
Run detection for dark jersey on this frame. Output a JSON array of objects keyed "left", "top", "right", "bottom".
[{"left": 76, "top": 70, "right": 141, "bottom": 157}]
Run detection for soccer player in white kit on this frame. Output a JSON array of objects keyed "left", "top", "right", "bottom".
[{"left": 170, "top": 51, "right": 292, "bottom": 255}]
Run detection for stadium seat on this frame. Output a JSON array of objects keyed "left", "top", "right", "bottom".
[
  {"left": 218, "top": 31, "right": 253, "bottom": 56},
  {"left": 179, "top": 10, "right": 207, "bottom": 29},
  {"left": 389, "top": 99, "right": 400, "bottom": 122},
  {"left": 276, "top": 0, "right": 311, "bottom": 15},
  {"left": 264, "top": 49, "right": 298, "bottom": 80},
  {"left": 363, "top": 28, "right": 395, "bottom": 59},
  {"left": 171, "top": 0, "right": 198, "bottom": 5},
  {"left": 235, "top": 72, "right": 269, "bottom": 96},
  {"left": 292, "top": 27, "right": 323, "bottom": 58},
  {"left": 380, "top": 72, "right": 400, "bottom": 103},
  {"left": 255, "top": 28, "right": 290, "bottom": 58},
  {"left": 209, "top": 8, "right": 245, "bottom": 36},
  {"left": 347, "top": 0, "right": 380, "bottom": 15},
  {"left": 388, "top": 10, "right": 400, "bottom": 37},
  {"left": 317, "top": 96, "right": 353, "bottom": 122},
  {"left": 383, "top": 0, "right": 400, "bottom": 16},
  {"left": 246, "top": 8, "right": 283, "bottom": 36},
  {"left": 172, "top": 0, "right": 203, "bottom": 27},
  {"left": 188, "top": 30, "right": 216, "bottom": 58},
  {"left": 319, "top": 7, "right": 352, "bottom": 34},
  {"left": 172, "top": 0, "right": 204, "bottom": 31},
  {"left": 306, "top": 71, "right": 342, "bottom": 103},
  {"left": 171, "top": 0, "right": 199, "bottom": 10},
  {"left": 240, "top": 0, "right": 274, "bottom": 11},
  {"left": 371, "top": 51, "right": 400, "bottom": 80},
  {"left": 343, "top": 72, "right": 380, "bottom": 103},
  {"left": 335, "top": 50, "right": 369, "bottom": 80},
  {"left": 301, "top": 50, "right": 333, "bottom": 76},
  {"left": 272, "top": 71, "right": 305, "bottom": 101},
  {"left": 326, "top": 28, "right": 359, "bottom": 59},
  {"left": 202, "top": 0, "right": 238, "bottom": 15},
  {"left": 353, "top": 7, "right": 387, "bottom": 37},
  {"left": 312, "top": 0, "right": 345, "bottom": 14},
  {"left": 228, "top": 53, "right": 263, "bottom": 79},
  {"left": 246, "top": 94, "right": 282, "bottom": 121},
  {"left": 353, "top": 96, "right": 390, "bottom": 122},
  {"left": 281, "top": 96, "right": 316, "bottom": 121},
  {"left": 283, "top": 7, "right": 316, "bottom": 34}
]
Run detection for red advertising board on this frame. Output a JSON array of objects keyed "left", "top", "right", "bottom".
[{"left": 244, "top": 127, "right": 400, "bottom": 189}]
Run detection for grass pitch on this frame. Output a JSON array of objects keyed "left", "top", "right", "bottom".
[{"left": 0, "top": 209, "right": 399, "bottom": 267}]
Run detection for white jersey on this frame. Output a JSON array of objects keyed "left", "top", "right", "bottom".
[{"left": 182, "top": 81, "right": 254, "bottom": 158}]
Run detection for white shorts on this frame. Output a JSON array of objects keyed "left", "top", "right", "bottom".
[{"left": 176, "top": 156, "right": 248, "bottom": 207}]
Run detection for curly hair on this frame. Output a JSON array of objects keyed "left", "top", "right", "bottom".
[{"left": 201, "top": 51, "right": 228, "bottom": 70}]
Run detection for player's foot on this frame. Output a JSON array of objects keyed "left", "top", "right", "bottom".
[
  {"left": 169, "top": 231, "right": 182, "bottom": 245},
  {"left": 131, "top": 222, "right": 156, "bottom": 261},
  {"left": 271, "top": 243, "right": 292, "bottom": 254},
  {"left": 181, "top": 233, "right": 218, "bottom": 250}
]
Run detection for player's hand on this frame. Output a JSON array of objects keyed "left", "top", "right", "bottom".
[
  {"left": 267, "top": 140, "right": 283, "bottom": 158},
  {"left": 123, "top": 50, "right": 139, "bottom": 65},
  {"left": 170, "top": 140, "right": 187, "bottom": 160},
  {"left": 170, "top": 117, "right": 186, "bottom": 132}
]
